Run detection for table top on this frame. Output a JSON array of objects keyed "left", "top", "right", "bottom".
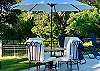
[
  {"left": 44, "top": 47, "right": 66, "bottom": 52},
  {"left": 30, "top": 57, "right": 57, "bottom": 63}
]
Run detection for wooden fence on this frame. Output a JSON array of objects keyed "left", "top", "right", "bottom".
[
  {"left": 2, "top": 45, "right": 27, "bottom": 57},
  {"left": 0, "top": 40, "right": 27, "bottom": 57},
  {"left": 0, "top": 40, "right": 58, "bottom": 57},
  {"left": 0, "top": 38, "right": 100, "bottom": 57}
]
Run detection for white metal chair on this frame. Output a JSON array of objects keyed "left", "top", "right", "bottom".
[
  {"left": 58, "top": 40, "right": 84, "bottom": 71},
  {"left": 26, "top": 41, "right": 57, "bottom": 71}
]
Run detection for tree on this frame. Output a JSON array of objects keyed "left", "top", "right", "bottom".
[
  {"left": 13, "top": 11, "right": 35, "bottom": 40},
  {"left": 31, "top": 12, "right": 71, "bottom": 41},
  {"left": 0, "top": 0, "right": 21, "bottom": 11},
  {"left": 31, "top": 12, "right": 51, "bottom": 40},
  {"left": 65, "top": 10, "right": 100, "bottom": 37},
  {"left": 0, "top": 0, "right": 23, "bottom": 40},
  {"left": 53, "top": 12, "right": 71, "bottom": 36},
  {"left": 93, "top": 0, "right": 100, "bottom": 13},
  {"left": 79, "top": 0, "right": 100, "bottom": 13}
]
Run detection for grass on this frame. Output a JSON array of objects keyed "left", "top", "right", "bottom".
[
  {"left": 0, "top": 56, "right": 35, "bottom": 71},
  {"left": 83, "top": 41, "right": 93, "bottom": 47},
  {"left": 0, "top": 42, "right": 99, "bottom": 71}
]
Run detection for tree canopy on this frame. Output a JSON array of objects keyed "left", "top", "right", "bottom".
[
  {"left": 0, "top": 0, "right": 100, "bottom": 41},
  {"left": 65, "top": 10, "right": 100, "bottom": 37},
  {"left": 79, "top": 0, "right": 100, "bottom": 13}
]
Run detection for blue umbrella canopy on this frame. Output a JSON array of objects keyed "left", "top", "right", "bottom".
[{"left": 11, "top": 0, "right": 93, "bottom": 12}]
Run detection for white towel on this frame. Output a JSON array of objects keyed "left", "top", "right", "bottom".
[
  {"left": 64, "top": 37, "right": 81, "bottom": 60},
  {"left": 26, "top": 38, "right": 44, "bottom": 62}
]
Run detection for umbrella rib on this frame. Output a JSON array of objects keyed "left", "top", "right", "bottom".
[
  {"left": 11, "top": 5, "right": 20, "bottom": 10},
  {"left": 29, "top": 4, "right": 38, "bottom": 11},
  {"left": 70, "top": 4, "right": 81, "bottom": 12},
  {"left": 54, "top": 5, "right": 57, "bottom": 12}
]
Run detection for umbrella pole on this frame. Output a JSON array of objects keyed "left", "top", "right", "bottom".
[
  {"left": 50, "top": 5, "right": 53, "bottom": 56},
  {"left": 48, "top": 4, "right": 56, "bottom": 56}
]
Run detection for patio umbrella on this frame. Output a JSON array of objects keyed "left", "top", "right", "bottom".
[{"left": 11, "top": 0, "right": 93, "bottom": 50}]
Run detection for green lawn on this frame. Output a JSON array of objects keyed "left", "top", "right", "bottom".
[
  {"left": 0, "top": 42, "right": 99, "bottom": 71},
  {"left": 0, "top": 56, "right": 35, "bottom": 71}
]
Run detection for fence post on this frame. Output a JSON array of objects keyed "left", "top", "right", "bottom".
[{"left": 0, "top": 40, "right": 2, "bottom": 57}]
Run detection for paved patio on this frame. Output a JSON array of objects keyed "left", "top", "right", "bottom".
[{"left": 20, "top": 55, "right": 100, "bottom": 71}]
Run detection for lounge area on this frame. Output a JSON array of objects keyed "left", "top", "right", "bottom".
[
  {"left": 23, "top": 37, "right": 100, "bottom": 71},
  {"left": 0, "top": 0, "right": 100, "bottom": 71},
  {"left": 20, "top": 55, "right": 100, "bottom": 71}
]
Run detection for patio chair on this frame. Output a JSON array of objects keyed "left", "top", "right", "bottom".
[
  {"left": 70, "top": 41, "right": 86, "bottom": 69},
  {"left": 77, "top": 42, "right": 86, "bottom": 64},
  {"left": 26, "top": 41, "right": 42, "bottom": 70},
  {"left": 58, "top": 41, "right": 86, "bottom": 71},
  {"left": 86, "top": 47, "right": 100, "bottom": 60},
  {"left": 90, "top": 33, "right": 98, "bottom": 48},
  {"left": 26, "top": 41, "right": 57, "bottom": 71},
  {"left": 86, "top": 33, "right": 100, "bottom": 60},
  {"left": 59, "top": 33, "right": 66, "bottom": 48},
  {"left": 58, "top": 33, "right": 66, "bottom": 56}
]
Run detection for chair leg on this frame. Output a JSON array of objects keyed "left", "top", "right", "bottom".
[
  {"left": 44, "top": 64, "right": 47, "bottom": 71},
  {"left": 77, "top": 62, "right": 79, "bottom": 71},
  {"left": 58, "top": 61, "right": 59, "bottom": 68},
  {"left": 36, "top": 66, "right": 38, "bottom": 71},
  {"left": 36, "top": 62, "right": 41, "bottom": 71},
  {"left": 66, "top": 62, "right": 68, "bottom": 68},
  {"left": 69, "top": 61, "right": 72, "bottom": 71},
  {"left": 38, "top": 65, "right": 41, "bottom": 71},
  {"left": 58, "top": 61, "right": 61, "bottom": 68},
  {"left": 28, "top": 60, "right": 31, "bottom": 71},
  {"left": 55, "top": 65, "right": 57, "bottom": 71},
  {"left": 71, "top": 62, "right": 73, "bottom": 71}
]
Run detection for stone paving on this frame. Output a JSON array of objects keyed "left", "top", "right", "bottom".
[{"left": 20, "top": 55, "right": 100, "bottom": 71}]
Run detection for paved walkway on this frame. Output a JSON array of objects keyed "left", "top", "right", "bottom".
[{"left": 20, "top": 55, "right": 100, "bottom": 71}]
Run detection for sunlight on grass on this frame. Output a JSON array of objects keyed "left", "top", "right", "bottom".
[
  {"left": 0, "top": 56, "right": 23, "bottom": 59},
  {"left": 0, "top": 56, "right": 33, "bottom": 71},
  {"left": 83, "top": 41, "right": 93, "bottom": 47}
]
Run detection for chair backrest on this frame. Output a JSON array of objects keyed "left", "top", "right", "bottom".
[
  {"left": 71, "top": 41, "right": 80, "bottom": 60},
  {"left": 70, "top": 41, "right": 86, "bottom": 64},
  {"left": 90, "top": 33, "right": 97, "bottom": 48},
  {"left": 71, "top": 41, "right": 86, "bottom": 61},
  {"left": 64, "top": 37, "right": 70, "bottom": 48},
  {"left": 59, "top": 34, "right": 65, "bottom": 48},
  {"left": 26, "top": 41, "right": 43, "bottom": 61}
]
